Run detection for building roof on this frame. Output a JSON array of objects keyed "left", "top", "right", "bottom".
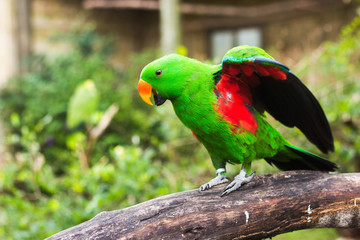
[{"left": 83, "top": 0, "right": 353, "bottom": 18}]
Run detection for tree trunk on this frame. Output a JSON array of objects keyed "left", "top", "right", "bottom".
[
  {"left": 46, "top": 171, "right": 360, "bottom": 240},
  {"left": 159, "top": 0, "right": 181, "bottom": 54}
]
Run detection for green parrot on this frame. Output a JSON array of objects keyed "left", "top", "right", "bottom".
[{"left": 138, "top": 46, "right": 337, "bottom": 196}]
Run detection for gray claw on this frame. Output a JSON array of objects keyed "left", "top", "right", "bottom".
[
  {"left": 199, "top": 174, "right": 229, "bottom": 192},
  {"left": 199, "top": 183, "right": 210, "bottom": 192},
  {"left": 221, "top": 169, "right": 255, "bottom": 197}
]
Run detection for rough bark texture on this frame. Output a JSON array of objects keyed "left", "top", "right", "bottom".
[{"left": 46, "top": 171, "right": 360, "bottom": 240}]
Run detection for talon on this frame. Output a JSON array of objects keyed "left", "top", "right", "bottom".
[
  {"left": 199, "top": 169, "right": 229, "bottom": 192},
  {"left": 221, "top": 167, "right": 255, "bottom": 196},
  {"left": 248, "top": 172, "right": 256, "bottom": 179},
  {"left": 224, "top": 182, "right": 234, "bottom": 191},
  {"left": 221, "top": 191, "right": 228, "bottom": 197}
]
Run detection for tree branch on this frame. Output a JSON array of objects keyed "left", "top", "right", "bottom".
[{"left": 46, "top": 171, "right": 360, "bottom": 240}]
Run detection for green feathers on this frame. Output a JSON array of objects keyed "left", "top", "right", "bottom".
[{"left": 138, "top": 46, "right": 337, "bottom": 190}]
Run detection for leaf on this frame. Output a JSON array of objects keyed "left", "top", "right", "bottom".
[
  {"left": 66, "top": 132, "right": 86, "bottom": 150},
  {"left": 66, "top": 80, "right": 99, "bottom": 128}
]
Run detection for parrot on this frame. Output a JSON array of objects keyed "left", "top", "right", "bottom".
[{"left": 138, "top": 45, "right": 337, "bottom": 196}]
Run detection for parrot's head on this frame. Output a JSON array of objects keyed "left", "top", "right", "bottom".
[{"left": 138, "top": 54, "right": 195, "bottom": 106}]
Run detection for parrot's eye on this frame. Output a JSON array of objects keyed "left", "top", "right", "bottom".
[{"left": 155, "top": 70, "right": 162, "bottom": 77}]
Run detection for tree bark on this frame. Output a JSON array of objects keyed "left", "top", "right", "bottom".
[{"left": 46, "top": 171, "right": 360, "bottom": 240}]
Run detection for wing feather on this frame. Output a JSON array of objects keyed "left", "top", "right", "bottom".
[{"left": 220, "top": 54, "right": 334, "bottom": 153}]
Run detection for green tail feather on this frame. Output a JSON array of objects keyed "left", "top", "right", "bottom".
[{"left": 265, "top": 145, "right": 338, "bottom": 172}]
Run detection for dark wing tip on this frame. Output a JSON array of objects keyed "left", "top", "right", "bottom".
[
  {"left": 287, "top": 73, "right": 334, "bottom": 153},
  {"left": 253, "top": 72, "right": 334, "bottom": 154}
]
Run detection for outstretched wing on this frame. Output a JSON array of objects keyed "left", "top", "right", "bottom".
[{"left": 216, "top": 47, "right": 334, "bottom": 153}]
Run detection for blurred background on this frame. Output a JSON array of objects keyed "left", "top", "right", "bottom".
[{"left": 0, "top": 0, "right": 359, "bottom": 239}]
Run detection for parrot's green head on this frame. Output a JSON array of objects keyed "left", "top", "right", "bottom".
[{"left": 138, "top": 54, "right": 196, "bottom": 106}]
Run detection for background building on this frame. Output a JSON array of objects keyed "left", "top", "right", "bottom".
[{"left": 1, "top": 0, "right": 357, "bottom": 85}]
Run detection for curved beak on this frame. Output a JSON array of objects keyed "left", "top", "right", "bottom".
[
  {"left": 138, "top": 79, "right": 167, "bottom": 106},
  {"left": 138, "top": 79, "right": 153, "bottom": 105}
]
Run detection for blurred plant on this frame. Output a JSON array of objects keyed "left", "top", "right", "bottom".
[
  {"left": 66, "top": 79, "right": 119, "bottom": 169},
  {"left": 0, "top": 143, "right": 195, "bottom": 239},
  {"left": 0, "top": 34, "right": 119, "bottom": 172},
  {"left": 0, "top": 24, "right": 208, "bottom": 239},
  {"left": 0, "top": 26, "right": 168, "bottom": 172},
  {"left": 67, "top": 80, "right": 100, "bottom": 129}
]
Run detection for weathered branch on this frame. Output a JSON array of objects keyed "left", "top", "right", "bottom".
[{"left": 46, "top": 171, "right": 360, "bottom": 240}]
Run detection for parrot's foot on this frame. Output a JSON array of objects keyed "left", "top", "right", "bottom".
[
  {"left": 199, "top": 168, "right": 229, "bottom": 192},
  {"left": 221, "top": 167, "right": 255, "bottom": 197}
]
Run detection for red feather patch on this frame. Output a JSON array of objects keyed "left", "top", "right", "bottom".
[
  {"left": 214, "top": 73, "right": 258, "bottom": 135},
  {"left": 240, "top": 65, "right": 254, "bottom": 76},
  {"left": 192, "top": 131, "right": 199, "bottom": 140},
  {"left": 255, "top": 64, "right": 270, "bottom": 76},
  {"left": 216, "top": 60, "right": 289, "bottom": 135},
  {"left": 261, "top": 65, "right": 287, "bottom": 80}
]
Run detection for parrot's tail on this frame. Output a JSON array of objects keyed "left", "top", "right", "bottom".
[{"left": 265, "top": 145, "right": 338, "bottom": 172}]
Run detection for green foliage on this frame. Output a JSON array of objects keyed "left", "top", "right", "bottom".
[
  {"left": 0, "top": 145, "right": 194, "bottom": 239},
  {"left": 0, "top": 27, "right": 209, "bottom": 239},
  {"left": 0, "top": 26, "right": 176, "bottom": 172},
  {"left": 272, "top": 228, "right": 338, "bottom": 240},
  {"left": 0, "top": 32, "right": 121, "bottom": 171}
]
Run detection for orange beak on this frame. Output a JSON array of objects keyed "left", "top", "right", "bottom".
[{"left": 138, "top": 79, "right": 153, "bottom": 105}]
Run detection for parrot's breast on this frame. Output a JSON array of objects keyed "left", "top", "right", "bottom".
[
  {"left": 170, "top": 73, "right": 285, "bottom": 163},
  {"left": 170, "top": 79, "right": 258, "bottom": 161}
]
